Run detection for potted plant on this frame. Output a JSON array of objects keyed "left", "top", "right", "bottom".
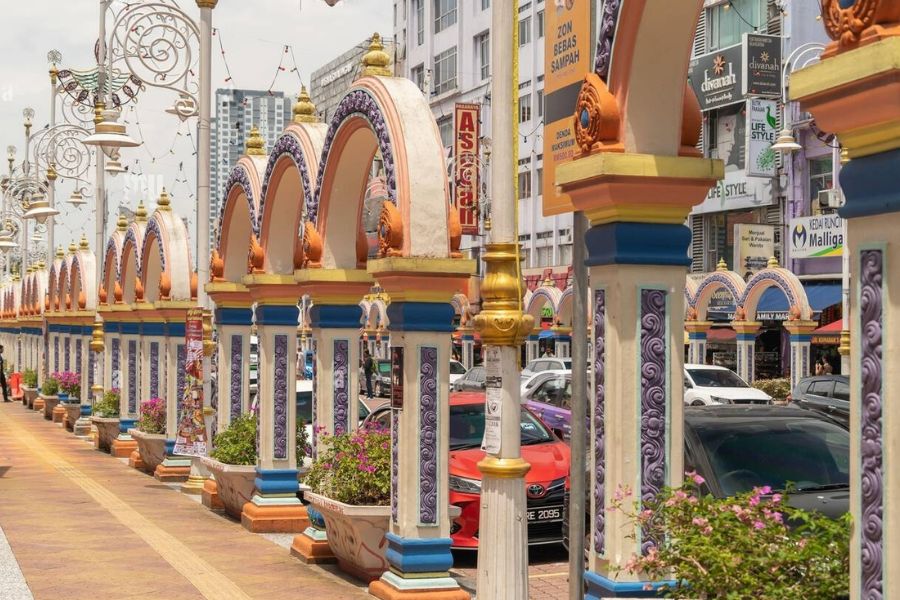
[
  {"left": 58, "top": 372, "right": 82, "bottom": 432},
  {"left": 202, "top": 413, "right": 259, "bottom": 519},
  {"left": 90, "top": 389, "right": 121, "bottom": 453},
  {"left": 128, "top": 398, "right": 168, "bottom": 474},
  {"left": 22, "top": 369, "right": 38, "bottom": 408},
  {"left": 303, "top": 423, "right": 390, "bottom": 582},
  {"left": 40, "top": 375, "right": 60, "bottom": 420}
]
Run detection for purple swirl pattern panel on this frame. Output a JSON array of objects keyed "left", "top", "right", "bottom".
[
  {"left": 230, "top": 334, "right": 243, "bottom": 421},
  {"left": 88, "top": 346, "right": 95, "bottom": 391},
  {"left": 64, "top": 338, "right": 71, "bottom": 372},
  {"left": 860, "top": 249, "right": 883, "bottom": 599},
  {"left": 593, "top": 290, "right": 606, "bottom": 555},
  {"left": 111, "top": 338, "right": 120, "bottom": 390},
  {"left": 419, "top": 347, "right": 438, "bottom": 525},
  {"left": 640, "top": 289, "right": 667, "bottom": 556},
  {"left": 391, "top": 407, "right": 399, "bottom": 524},
  {"left": 333, "top": 339, "right": 349, "bottom": 436},
  {"left": 128, "top": 340, "right": 137, "bottom": 414},
  {"left": 54, "top": 337, "right": 59, "bottom": 373},
  {"left": 274, "top": 335, "right": 289, "bottom": 460},
  {"left": 176, "top": 344, "right": 185, "bottom": 418},
  {"left": 312, "top": 339, "right": 318, "bottom": 458},
  {"left": 150, "top": 342, "right": 159, "bottom": 399},
  {"left": 75, "top": 340, "right": 83, "bottom": 388},
  {"left": 594, "top": 0, "right": 622, "bottom": 79}
]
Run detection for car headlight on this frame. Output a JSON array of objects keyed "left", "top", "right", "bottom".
[
  {"left": 710, "top": 396, "right": 732, "bottom": 404},
  {"left": 449, "top": 475, "right": 482, "bottom": 494}
]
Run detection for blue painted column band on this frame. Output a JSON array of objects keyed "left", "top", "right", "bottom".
[
  {"left": 256, "top": 304, "right": 300, "bottom": 327},
  {"left": 216, "top": 307, "right": 253, "bottom": 326},
  {"left": 585, "top": 223, "right": 692, "bottom": 267},
  {"left": 584, "top": 571, "right": 676, "bottom": 599},
  {"left": 384, "top": 532, "right": 454, "bottom": 574},
  {"left": 839, "top": 147, "right": 900, "bottom": 219},
  {"left": 166, "top": 322, "right": 186, "bottom": 338},
  {"left": 386, "top": 302, "right": 455, "bottom": 332},
  {"left": 121, "top": 322, "right": 140, "bottom": 335},
  {"left": 309, "top": 304, "right": 361, "bottom": 329},
  {"left": 141, "top": 322, "right": 166, "bottom": 336},
  {"left": 254, "top": 468, "right": 299, "bottom": 495}
]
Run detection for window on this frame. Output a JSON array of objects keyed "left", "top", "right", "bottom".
[
  {"left": 437, "top": 115, "right": 453, "bottom": 148},
  {"left": 536, "top": 167, "right": 543, "bottom": 193},
  {"left": 519, "top": 16, "right": 532, "bottom": 46},
  {"left": 809, "top": 380, "right": 835, "bottom": 397},
  {"left": 536, "top": 246, "right": 552, "bottom": 267},
  {"left": 411, "top": 63, "right": 425, "bottom": 91},
  {"left": 476, "top": 32, "right": 490, "bottom": 81},
  {"left": 482, "top": 0, "right": 490, "bottom": 9},
  {"left": 434, "top": 0, "right": 457, "bottom": 33},
  {"left": 415, "top": 0, "right": 424, "bottom": 45},
  {"left": 433, "top": 46, "right": 458, "bottom": 95},
  {"left": 518, "top": 93, "right": 532, "bottom": 123},
  {"left": 518, "top": 170, "right": 532, "bottom": 198},
  {"left": 536, "top": 89, "right": 544, "bottom": 118},
  {"left": 558, "top": 243, "right": 572, "bottom": 265},
  {"left": 537, "top": 10, "right": 545, "bottom": 38},
  {"left": 833, "top": 380, "right": 850, "bottom": 402},
  {"left": 809, "top": 156, "right": 834, "bottom": 210},
  {"left": 708, "top": 0, "right": 764, "bottom": 50}
]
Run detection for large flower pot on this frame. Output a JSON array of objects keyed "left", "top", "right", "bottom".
[
  {"left": 200, "top": 457, "right": 256, "bottom": 519},
  {"left": 41, "top": 394, "right": 59, "bottom": 420},
  {"left": 91, "top": 416, "right": 120, "bottom": 453},
  {"left": 304, "top": 491, "right": 391, "bottom": 582},
  {"left": 129, "top": 429, "right": 168, "bottom": 474},
  {"left": 63, "top": 404, "right": 82, "bottom": 432},
  {"left": 23, "top": 386, "right": 37, "bottom": 408}
]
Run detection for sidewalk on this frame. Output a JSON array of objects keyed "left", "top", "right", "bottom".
[{"left": 0, "top": 402, "right": 366, "bottom": 600}]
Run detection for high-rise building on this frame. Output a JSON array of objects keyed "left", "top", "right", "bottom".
[{"left": 209, "top": 89, "right": 292, "bottom": 251}]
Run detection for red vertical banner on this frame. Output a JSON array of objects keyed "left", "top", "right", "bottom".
[
  {"left": 174, "top": 307, "right": 208, "bottom": 456},
  {"left": 454, "top": 103, "right": 481, "bottom": 235}
]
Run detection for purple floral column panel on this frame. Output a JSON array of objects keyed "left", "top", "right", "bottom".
[
  {"left": 312, "top": 339, "right": 318, "bottom": 458},
  {"left": 273, "top": 334, "right": 289, "bottom": 460},
  {"left": 54, "top": 337, "right": 59, "bottom": 373},
  {"left": 640, "top": 289, "right": 667, "bottom": 556},
  {"left": 76, "top": 340, "right": 83, "bottom": 382},
  {"left": 333, "top": 339, "right": 349, "bottom": 435},
  {"left": 860, "top": 249, "right": 883, "bottom": 599},
  {"left": 150, "top": 342, "right": 159, "bottom": 399},
  {"left": 88, "top": 347, "right": 95, "bottom": 391},
  {"left": 111, "top": 338, "right": 120, "bottom": 390},
  {"left": 419, "top": 347, "right": 438, "bottom": 525},
  {"left": 128, "top": 340, "right": 137, "bottom": 414},
  {"left": 176, "top": 344, "right": 185, "bottom": 418},
  {"left": 230, "top": 334, "right": 243, "bottom": 421},
  {"left": 391, "top": 408, "right": 399, "bottom": 524},
  {"left": 64, "top": 338, "right": 71, "bottom": 371},
  {"left": 593, "top": 290, "right": 606, "bottom": 555}
]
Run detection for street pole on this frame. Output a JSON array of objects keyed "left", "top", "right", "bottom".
[
  {"left": 47, "top": 59, "right": 58, "bottom": 259},
  {"left": 195, "top": 0, "right": 215, "bottom": 308},
  {"left": 836, "top": 144, "right": 850, "bottom": 374},
  {"left": 568, "top": 211, "right": 587, "bottom": 599},
  {"left": 95, "top": 0, "right": 108, "bottom": 272},
  {"left": 473, "top": 0, "right": 534, "bottom": 597}
]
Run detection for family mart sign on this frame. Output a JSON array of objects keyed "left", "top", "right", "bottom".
[{"left": 790, "top": 215, "right": 844, "bottom": 259}]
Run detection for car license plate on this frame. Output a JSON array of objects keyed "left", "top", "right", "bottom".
[{"left": 527, "top": 506, "right": 562, "bottom": 523}]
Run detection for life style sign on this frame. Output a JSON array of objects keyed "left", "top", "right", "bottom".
[{"left": 746, "top": 98, "right": 778, "bottom": 177}]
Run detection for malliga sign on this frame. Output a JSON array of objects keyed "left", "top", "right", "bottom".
[{"left": 790, "top": 215, "right": 844, "bottom": 259}]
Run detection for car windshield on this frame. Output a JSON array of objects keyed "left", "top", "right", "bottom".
[
  {"left": 449, "top": 403, "right": 553, "bottom": 450},
  {"left": 562, "top": 359, "right": 572, "bottom": 370},
  {"left": 450, "top": 361, "right": 467, "bottom": 375},
  {"left": 692, "top": 417, "right": 850, "bottom": 496},
  {"left": 688, "top": 368, "right": 748, "bottom": 388},
  {"left": 377, "top": 362, "right": 391, "bottom": 375}
]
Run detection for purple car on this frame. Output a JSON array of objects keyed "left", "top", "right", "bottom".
[{"left": 523, "top": 373, "right": 572, "bottom": 440}]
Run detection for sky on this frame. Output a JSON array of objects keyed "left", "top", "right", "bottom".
[{"left": 0, "top": 0, "right": 392, "bottom": 262}]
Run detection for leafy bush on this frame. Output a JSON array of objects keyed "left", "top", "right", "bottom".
[
  {"left": 753, "top": 378, "right": 792, "bottom": 402},
  {"left": 296, "top": 418, "right": 309, "bottom": 466},
  {"left": 305, "top": 423, "right": 390, "bottom": 505},
  {"left": 56, "top": 371, "right": 81, "bottom": 399},
  {"left": 22, "top": 369, "right": 37, "bottom": 388},
  {"left": 210, "top": 413, "right": 257, "bottom": 465},
  {"left": 138, "top": 397, "right": 166, "bottom": 434},
  {"left": 93, "top": 388, "right": 120, "bottom": 418},
  {"left": 611, "top": 475, "right": 850, "bottom": 599},
  {"left": 40, "top": 376, "right": 59, "bottom": 396}
]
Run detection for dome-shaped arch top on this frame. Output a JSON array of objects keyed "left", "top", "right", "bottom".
[
  {"left": 141, "top": 208, "right": 193, "bottom": 303},
  {"left": 689, "top": 270, "right": 747, "bottom": 322},
  {"left": 215, "top": 157, "right": 267, "bottom": 281},
  {"left": 525, "top": 285, "right": 563, "bottom": 321},
  {"left": 738, "top": 267, "right": 812, "bottom": 322}
]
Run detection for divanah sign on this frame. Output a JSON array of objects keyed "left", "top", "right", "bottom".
[{"left": 789, "top": 215, "right": 844, "bottom": 259}]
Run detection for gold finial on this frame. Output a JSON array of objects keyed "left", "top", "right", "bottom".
[
  {"left": 12, "top": 272, "right": 19, "bottom": 282},
  {"left": 49, "top": 64, "right": 59, "bottom": 84},
  {"left": 90, "top": 320, "right": 105, "bottom": 353},
  {"left": 245, "top": 126, "right": 266, "bottom": 156},
  {"left": 157, "top": 187, "right": 171, "bottom": 211},
  {"left": 767, "top": 256, "right": 779, "bottom": 269},
  {"left": 47, "top": 163, "right": 58, "bottom": 182},
  {"left": 93, "top": 100, "right": 106, "bottom": 125},
  {"left": 293, "top": 85, "right": 318, "bottom": 123},
  {"left": 135, "top": 200, "right": 148, "bottom": 222},
  {"left": 840, "top": 147, "right": 850, "bottom": 165},
  {"left": 116, "top": 213, "right": 128, "bottom": 232},
  {"left": 79, "top": 233, "right": 89, "bottom": 250},
  {"left": 716, "top": 258, "right": 727, "bottom": 271},
  {"left": 361, "top": 33, "right": 392, "bottom": 77},
  {"left": 37, "top": 260, "right": 46, "bottom": 270},
  {"left": 68, "top": 241, "right": 77, "bottom": 255},
  {"left": 55, "top": 245, "right": 65, "bottom": 259}
]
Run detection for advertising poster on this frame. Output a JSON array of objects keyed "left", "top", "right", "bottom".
[
  {"left": 174, "top": 308, "right": 208, "bottom": 456},
  {"left": 454, "top": 103, "right": 480, "bottom": 235},
  {"left": 742, "top": 33, "right": 782, "bottom": 97},
  {"left": 481, "top": 346, "right": 502, "bottom": 454},
  {"left": 542, "top": 0, "right": 592, "bottom": 216},
  {"left": 746, "top": 98, "right": 778, "bottom": 177},
  {"left": 687, "top": 43, "right": 744, "bottom": 111},
  {"left": 733, "top": 224, "right": 775, "bottom": 279},
  {"left": 790, "top": 215, "right": 844, "bottom": 259}
]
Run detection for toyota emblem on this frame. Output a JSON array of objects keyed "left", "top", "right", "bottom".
[{"left": 527, "top": 484, "right": 546, "bottom": 498}]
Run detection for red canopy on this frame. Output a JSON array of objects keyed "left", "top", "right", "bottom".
[{"left": 812, "top": 320, "right": 842, "bottom": 335}]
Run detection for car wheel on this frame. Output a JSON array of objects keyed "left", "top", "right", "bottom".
[{"left": 691, "top": 400, "right": 706, "bottom": 407}]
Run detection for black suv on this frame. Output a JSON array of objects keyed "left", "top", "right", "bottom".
[{"left": 789, "top": 375, "right": 850, "bottom": 428}]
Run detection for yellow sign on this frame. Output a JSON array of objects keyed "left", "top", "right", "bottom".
[{"left": 542, "top": 0, "right": 593, "bottom": 216}]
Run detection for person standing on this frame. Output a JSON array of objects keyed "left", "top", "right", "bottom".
[
  {"left": 363, "top": 349, "right": 375, "bottom": 400},
  {"left": 0, "top": 345, "right": 8, "bottom": 403}
]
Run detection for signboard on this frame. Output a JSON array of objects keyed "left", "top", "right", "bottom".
[
  {"left": 454, "top": 103, "right": 480, "bottom": 235},
  {"left": 174, "top": 308, "right": 208, "bottom": 456},
  {"left": 390, "top": 347, "right": 404, "bottom": 410},
  {"left": 743, "top": 34, "right": 782, "bottom": 97},
  {"left": 790, "top": 215, "right": 844, "bottom": 259},
  {"left": 746, "top": 98, "right": 778, "bottom": 177},
  {"left": 687, "top": 43, "right": 744, "bottom": 111},
  {"left": 733, "top": 224, "right": 775, "bottom": 278},
  {"left": 542, "top": 0, "right": 593, "bottom": 216},
  {"left": 693, "top": 169, "right": 775, "bottom": 215}
]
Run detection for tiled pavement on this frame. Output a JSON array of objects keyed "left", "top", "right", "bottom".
[{"left": 0, "top": 401, "right": 571, "bottom": 599}]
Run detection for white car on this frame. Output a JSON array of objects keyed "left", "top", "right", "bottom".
[
  {"left": 522, "top": 357, "right": 573, "bottom": 376},
  {"left": 520, "top": 369, "right": 569, "bottom": 396},
  {"left": 683, "top": 364, "right": 772, "bottom": 406},
  {"left": 449, "top": 360, "right": 467, "bottom": 385}
]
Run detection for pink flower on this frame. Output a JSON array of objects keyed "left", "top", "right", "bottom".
[
  {"left": 703, "top": 525, "right": 713, "bottom": 535},
  {"left": 771, "top": 493, "right": 782, "bottom": 504},
  {"left": 749, "top": 495, "right": 760, "bottom": 506},
  {"left": 692, "top": 517, "right": 709, "bottom": 527},
  {"left": 686, "top": 470, "right": 705, "bottom": 485},
  {"left": 753, "top": 520, "right": 765, "bottom": 530}
]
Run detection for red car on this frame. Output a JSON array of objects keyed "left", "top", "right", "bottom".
[{"left": 365, "top": 392, "right": 571, "bottom": 549}]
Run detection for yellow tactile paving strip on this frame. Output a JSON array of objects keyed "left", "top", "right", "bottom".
[{"left": 0, "top": 403, "right": 366, "bottom": 600}]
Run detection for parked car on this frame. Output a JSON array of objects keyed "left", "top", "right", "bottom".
[
  {"left": 683, "top": 363, "right": 772, "bottom": 406},
  {"left": 522, "top": 357, "right": 573, "bottom": 376},
  {"left": 520, "top": 369, "right": 568, "bottom": 397},
  {"left": 789, "top": 375, "right": 849, "bottom": 428},
  {"left": 364, "top": 392, "right": 571, "bottom": 549},
  {"left": 359, "top": 359, "right": 392, "bottom": 397},
  {"left": 297, "top": 379, "right": 375, "bottom": 462},
  {"left": 564, "top": 405, "right": 850, "bottom": 549},
  {"left": 451, "top": 366, "right": 486, "bottom": 392},
  {"left": 449, "top": 360, "right": 467, "bottom": 385},
  {"left": 523, "top": 372, "right": 574, "bottom": 440}
]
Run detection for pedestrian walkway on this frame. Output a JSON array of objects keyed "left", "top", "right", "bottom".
[{"left": 0, "top": 403, "right": 366, "bottom": 600}]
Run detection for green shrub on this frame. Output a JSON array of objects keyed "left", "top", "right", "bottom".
[
  {"left": 22, "top": 369, "right": 37, "bottom": 388},
  {"left": 210, "top": 413, "right": 257, "bottom": 465},
  {"left": 137, "top": 398, "right": 166, "bottom": 434},
  {"left": 305, "top": 424, "right": 390, "bottom": 505},
  {"left": 296, "top": 418, "right": 309, "bottom": 466},
  {"left": 753, "top": 378, "right": 792, "bottom": 402},
  {"left": 93, "top": 389, "right": 120, "bottom": 418},
  {"left": 40, "top": 376, "right": 59, "bottom": 396}
]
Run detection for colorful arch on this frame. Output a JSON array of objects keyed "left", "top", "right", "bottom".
[{"left": 738, "top": 267, "right": 813, "bottom": 322}]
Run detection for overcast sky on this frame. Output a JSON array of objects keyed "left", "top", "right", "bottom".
[{"left": 0, "top": 0, "right": 391, "bottom": 260}]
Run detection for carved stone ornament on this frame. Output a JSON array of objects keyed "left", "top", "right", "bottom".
[
  {"left": 190, "top": 272, "right": 198, "bottom": 300},
  {"left": 302, "top": 221, "right": 322, "bottom": 268},
  {"left": 293, "top": 233, "right": 305, "bottom": 271},
  {"left": 248, "top": 234, "right": 265, "bottom": 274},
  {"left": 356, "top": 219, "right": 369, "bottom": 266},
  {"left": 98, "top": 284, "right": 107, "bottom": 304},
  {"left": 210, "top": 248, "right": 225, "bottom": 281},
  {"left": 821, "top": 0, "right": 882, "bottom": 47},
  {"left": 573, "top": 72, "right": 621, "bottom": 155},
  {"left": 377, "top": 201, "right": 403, "bottom": 258},
  {"left": 448, "top": 204, "right": 462, "bottom": 258},
  {"left": 158, "top": 271, "right": 172, "bottom": 300},
  {"left": 65, "top": 293, "right": 71, "bottom": 310},
  {"left": 135, "top": 276, "right": 144, "bottom": 301},
  {"left": 78, "top": 291, "right": 86, "bottom": 310},
  {"left": 114, "top": 281, "right": 124, "bottom": 303}
]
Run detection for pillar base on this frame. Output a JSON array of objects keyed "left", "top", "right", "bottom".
[
  {"left": 290, "top": 527, "right": 336, "bottom": 564},
  {"left": 128, "top": 450, "right": 147, "bottom": 472},
  {"left": 33, "top": 398, "right": 44, "bottom": 412},
  {"left": 241, "top": 499, "right": 309, "bottom": 533},
  {"left": 154, "top": 458, "right": 192, "bottom": 483},
  {"left": 369, "top": 575, "right": 470, "bottom": 600},
  {"left": 111, "top": 437, "right": 138, "bottom": 458},
  {"left": 180, "top": 474, "right": 207, "bottom": 495},
  {"left": 52, "top": 405, "right": 66, "bottom": 423},
  {"left": 584, "top": 571, "right": 676, "bottom": 599},
  {"left": 73, "top": 417, "right": 92, "bottom": 439},
  {"left": 201, "top": 478, "right": 224, "bottom": 511},
  {"left": 368, "top": 533, "right": 464, "bottom": 598}
]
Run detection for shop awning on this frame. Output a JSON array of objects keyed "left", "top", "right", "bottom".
[
  {"left": 811, "top": 319, "right": 842, "bottom": 345},
  {"left": 707, "top": 328, "right": 736, "bottom": 342},
  {"left": 813, "top": 320, "right": 842, "bottom": 335},
  {"left": 755, "top": 283, "right": 842, "bottom": 320},
  {"left": 538, "top": 329, "right": 556, "bottom": 340}
]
